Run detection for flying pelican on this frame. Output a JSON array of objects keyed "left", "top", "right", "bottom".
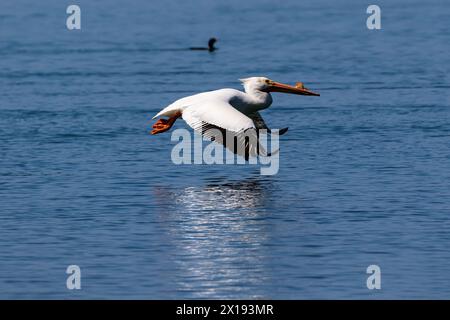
[
  {"left": 189, "top": 38, "right": 217, "bottom": 52},
  {"left": 151, "top": 77, "right": 319, "bottom": 159}
]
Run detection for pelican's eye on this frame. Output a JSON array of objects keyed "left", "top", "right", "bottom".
[{"left": 265, "top": 79, "right": 272, "bottom": 85}]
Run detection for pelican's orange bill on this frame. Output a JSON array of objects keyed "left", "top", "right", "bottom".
[{"left": 267, "top": 81, "right": 320, "bottom": 96}]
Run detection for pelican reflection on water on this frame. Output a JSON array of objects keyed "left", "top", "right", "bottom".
[
  {"left": 175, "top": 179, "right": 269, "bottom": 211},
  {"left": 152, "top": 179, "right": 273, "bottom": 298}
]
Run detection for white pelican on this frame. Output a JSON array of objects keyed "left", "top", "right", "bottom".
[{"left": 151, "top": 77, "right": 319, "bottom": 159}]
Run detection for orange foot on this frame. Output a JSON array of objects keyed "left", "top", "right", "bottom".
[
  {"left": 151, "top": 112, "right": 181, "bottom": 135},
  {"left": 151, "top": 118, "right": 171, "bottom": 134}
]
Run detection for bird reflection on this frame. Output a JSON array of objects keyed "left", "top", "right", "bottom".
[
  {"left": 175, "top": 179, "right": 268, "bottom": 212},
  {"left": 152, "top": 178, "right": 274, "bottom": 298}
]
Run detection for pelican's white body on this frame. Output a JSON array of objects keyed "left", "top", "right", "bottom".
[
  {"left": 152, "top": 77, "right": 275, "bottom": 133},
  {"left": 153, "top": 88, "right": 271, "bottom": 119}
]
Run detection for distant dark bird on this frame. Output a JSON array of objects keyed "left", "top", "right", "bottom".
[{"left": 189, "top": 38, "right": 217, "bottom": 52}]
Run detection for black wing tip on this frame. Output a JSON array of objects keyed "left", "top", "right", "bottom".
[{"left": 279, "top": 127, "right": 289, "bottom": 135}]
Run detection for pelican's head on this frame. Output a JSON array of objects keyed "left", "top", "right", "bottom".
[{"left": 239, "top": 77, "right": 320, "bottom": 96}]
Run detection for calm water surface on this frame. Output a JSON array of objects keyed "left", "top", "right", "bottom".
[{"left": 1, "top": 0, "right": 450, "bottom": 298}]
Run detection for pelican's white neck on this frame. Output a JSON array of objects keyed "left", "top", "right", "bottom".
[{"left": 241, "top": 84, "right": 272, "bottom": 110}]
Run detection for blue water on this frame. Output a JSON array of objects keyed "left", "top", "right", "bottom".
[{"left": 1, "top": 0, "right": 450, "bottom": 299}]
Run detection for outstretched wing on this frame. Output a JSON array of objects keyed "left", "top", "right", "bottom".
[
  {"left": 247, "top": 111, "right": 289, "bottom": 135},
  {"left": 183, "top": 100, "right": 254, "bottom": 133},
  {"left": 247, "top": 111, "right": 269, "bottom": 130},
  {"left": 182, "top": 100, "right": 270, "bottom": 160}
]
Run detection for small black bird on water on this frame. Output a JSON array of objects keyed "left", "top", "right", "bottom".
[{"left": 189, "top": 38, "right": 217, "bottom": 52}]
